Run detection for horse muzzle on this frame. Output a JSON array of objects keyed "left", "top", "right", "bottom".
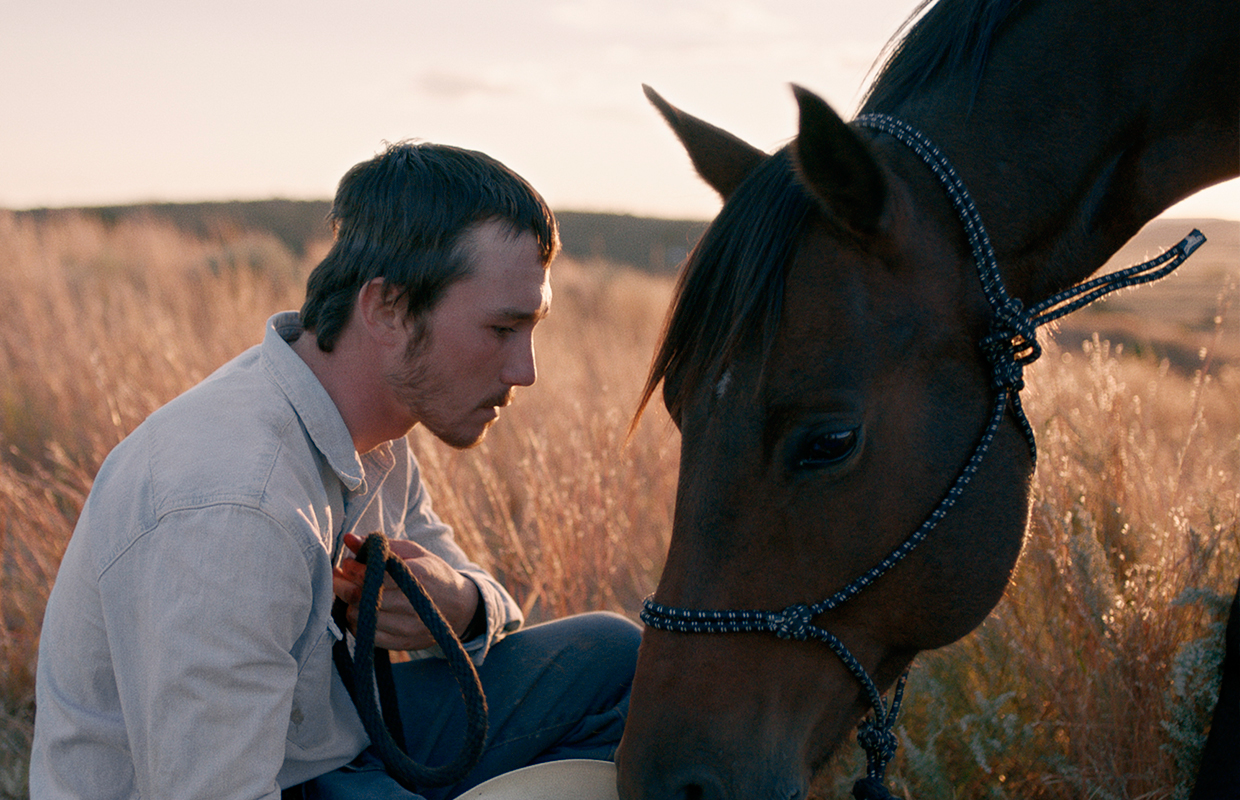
[
  {"left": 616, "top": 744, "right": 809, "bottom": 800},
  {"left": 615, "top": 628, "right": 868, "bottom": 800}
]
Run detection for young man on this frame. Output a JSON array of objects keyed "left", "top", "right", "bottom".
[{"left": 31, "top": 142, "right": 640, "bottom": 799}]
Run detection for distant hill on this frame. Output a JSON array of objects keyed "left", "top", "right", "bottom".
[
  {"left": 13, "top": 200, "right": 710, "bottom": 273},
  {"left": 16, "top": 199, "right": 336, "bottom": 257},
  {"left": 1059, "top": 217, "right": 1239, "bottom": 369},
  {"left": 556, "top": 212, "right": 708, "bottom": 272},
  {"left": 15, "top": 200, "right": 1231, "bottom": 281},
  {"left": 12, "top": 201, "right": 1234, "bottom": 368}
]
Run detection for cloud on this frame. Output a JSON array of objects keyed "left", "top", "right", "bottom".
[
  {"left": 547, "top": 0, "right": 797, "bottom": 52},
  {"left": 413, "top": 70, "right": 514, "bottom": 101}
]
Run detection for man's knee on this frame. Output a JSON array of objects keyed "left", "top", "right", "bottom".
[
  {"left": 563, "top": 611, "right": 641, "bottom": 646},
  {"left": 546, "top": 612, "right": 640, "bottom": 665},
  {"left": 490, "top": 611, "right": 640, "bottom": 687}
]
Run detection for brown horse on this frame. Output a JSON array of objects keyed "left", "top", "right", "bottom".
[{"left": 615, "top": 0, "right": 1238, "bottom": 798}]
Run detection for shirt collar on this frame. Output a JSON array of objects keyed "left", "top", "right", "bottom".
[{"left": 261, "top": 311, "right": 379, "bottom": 493}]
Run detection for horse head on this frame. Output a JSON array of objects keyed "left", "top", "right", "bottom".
[
  {"left": 619, "top": 0, "right": 1237, "bottom": 794},
  {"left": 616, "top": 85, "right": 1036, "bottom": 800}
]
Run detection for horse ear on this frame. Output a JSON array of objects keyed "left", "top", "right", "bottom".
[
  {"left": 643, "top": 84, "right": 767, "bottom": 200},
  {"left": 790, "top": 85, "right": 887, "bottom": 236}
]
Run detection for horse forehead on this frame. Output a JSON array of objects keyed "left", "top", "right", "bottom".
[
  {"left": 778, "top": 258, "right": 915, "bottom": 358},
  {"left": 704, "top": 289, "right": 921, "bottom": 409},
  {"left": 709, "top": 226, "right": 964, "bottom": 407},
  {"left": 780, "top": 229, "right": 965, "bottom": 356},
  {"left": 783, "top": 171, "right": 970, "bottom": 311}
]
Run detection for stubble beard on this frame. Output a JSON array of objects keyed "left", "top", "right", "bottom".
[{"left": 384, "top": 323, "right": 511, "bottom": 451}]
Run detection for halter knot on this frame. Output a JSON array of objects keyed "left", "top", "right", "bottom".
[
  {"left": 856, "top": 715, "right": 900, "bottom": 781},
  {"left": 980, "top": 296, "right": 1041, "bottom": 392},
  {"left": 772, "top": 603, "right": 815, "bottom": 640}
]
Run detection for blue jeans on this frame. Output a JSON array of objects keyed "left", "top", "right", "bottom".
[{"left": 302, "top": 612, "right": 641, "bottom": 800}]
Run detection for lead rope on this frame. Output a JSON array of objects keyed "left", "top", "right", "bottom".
[
  {"left": 643, "top": 114, "right": 1206, "bottom": 800},
  {"left": 333, "top": 532, "right": 489, "bottom": 791}
]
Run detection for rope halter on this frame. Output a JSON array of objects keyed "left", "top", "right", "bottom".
[{"left": 642, "top": 112, "right": 1206, "bottom": 800}]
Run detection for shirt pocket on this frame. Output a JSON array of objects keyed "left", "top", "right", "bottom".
[{"left": 285, "top": 618, "right": 364, "bottom": 758}]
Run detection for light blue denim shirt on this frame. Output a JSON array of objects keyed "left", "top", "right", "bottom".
[{"left": 31, "top": 311, "right": 524, "bottom": 799}]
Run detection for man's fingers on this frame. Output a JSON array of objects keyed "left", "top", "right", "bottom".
[
  {"left": 385, "top": 538, "right": 433, "bottom": 561},
  {"left": 332, "top": 573, "right": 359, "bottom": 604},
  {"left": 345, "top": 600, "right": 434, "bottom": 650}
]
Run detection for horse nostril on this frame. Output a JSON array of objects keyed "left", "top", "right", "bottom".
[{"left": 672, "top": 771, "right": 725, "bottom": 800}]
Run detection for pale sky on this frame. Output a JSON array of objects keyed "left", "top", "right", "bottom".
[{"left": 2, "top": 0, "right": 1236, "bottom": 221}]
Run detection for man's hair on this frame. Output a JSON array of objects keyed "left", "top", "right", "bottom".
[{"left": 300, "top": 141, "right": 559, "bottom": 351}]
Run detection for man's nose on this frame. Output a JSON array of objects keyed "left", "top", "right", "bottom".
[{"left": 502, "top": 337, "right": 537, "bottom": 387}]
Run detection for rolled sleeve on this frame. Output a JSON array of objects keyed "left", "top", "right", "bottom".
[{"left": 396, "top": 445, "right": 524, "bottom": 662}]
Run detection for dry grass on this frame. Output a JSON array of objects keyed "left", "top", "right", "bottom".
[
  {"left": 1, "top": 210, "right": 1236, "bottom": 799},
  {"left": 859, "top": 337, "right": 1240, "bottom": 800},
  {"left": 0, "top": 210, "right": 679, "bottom": 798}
]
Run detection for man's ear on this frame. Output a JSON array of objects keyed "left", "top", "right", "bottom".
[{"left": 355, "top": 278, "right": 407, "bottom": 348}]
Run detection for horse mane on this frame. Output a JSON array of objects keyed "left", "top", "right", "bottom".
[
  {"left": 634, "top": 150, "right": 813, "bottom": 426},
  {"left": 861, "top": 0, "right": 1024, "bottom": 112}
]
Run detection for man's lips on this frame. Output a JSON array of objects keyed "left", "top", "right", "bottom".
[{"left": 482, "top": 390, "right": 514, "bottom": 410}]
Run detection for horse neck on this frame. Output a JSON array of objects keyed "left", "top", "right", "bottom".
[{"left": 883, "top": 0, "right": 1238, "bottom": 304}]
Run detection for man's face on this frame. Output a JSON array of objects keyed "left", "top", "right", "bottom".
[{"left": 386, "top": 219, "right": 552, "bottom": 449}]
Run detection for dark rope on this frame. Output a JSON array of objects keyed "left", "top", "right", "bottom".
[
  {"left": 334, "top": 532, "right": 489, "bottom": 791},
  {"left": 854, "top": 112, "right": 1206, "bottom": 466},
  {"left": 642, "top": 113, "right": 1206, "bottom": 799}
]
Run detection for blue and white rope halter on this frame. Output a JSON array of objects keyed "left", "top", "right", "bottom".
[{"left": 641, "top": 113, "right": 1206, "bottom": 800}]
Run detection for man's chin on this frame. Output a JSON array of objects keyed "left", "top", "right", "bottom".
[{"left": 435, "top": 421, "right": 493, "bottom": 451}]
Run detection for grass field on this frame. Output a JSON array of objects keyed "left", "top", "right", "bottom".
[{"left": 1, "top": 210, "right": 1236, "bottom": 798}]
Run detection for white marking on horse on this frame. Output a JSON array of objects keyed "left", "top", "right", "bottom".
[{"left": 715, "top": 368, "right": 733, "bottom": 400}]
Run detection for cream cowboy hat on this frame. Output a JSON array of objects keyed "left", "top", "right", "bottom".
[{"left": 458, "top": 759, "right": 619, "bottom": 800}]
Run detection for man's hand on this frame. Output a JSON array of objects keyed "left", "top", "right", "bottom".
[{"left": 333, "top": 532, "right": 481, "bottom": 651}]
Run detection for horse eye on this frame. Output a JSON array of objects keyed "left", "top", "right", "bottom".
[{"left": 793, "top": 428, "right": 859, "bottom": 470}]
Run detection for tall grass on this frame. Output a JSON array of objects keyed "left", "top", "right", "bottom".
[
  {"left": 867, "top": 336, "right": 1239, "bottom": 799},
  {"left": 1, "top": 210, "right": 1235, "bottom": 799},
  {"left": 0, "top": 210, "right": 314, "bottom": 798},
  {"left": 0, "top": 210, "right": 679, "bottom": 798}
]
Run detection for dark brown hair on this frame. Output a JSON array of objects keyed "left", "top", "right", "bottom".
[{"left": 301, "top": 141, "right": 559, "bottom": 351}]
